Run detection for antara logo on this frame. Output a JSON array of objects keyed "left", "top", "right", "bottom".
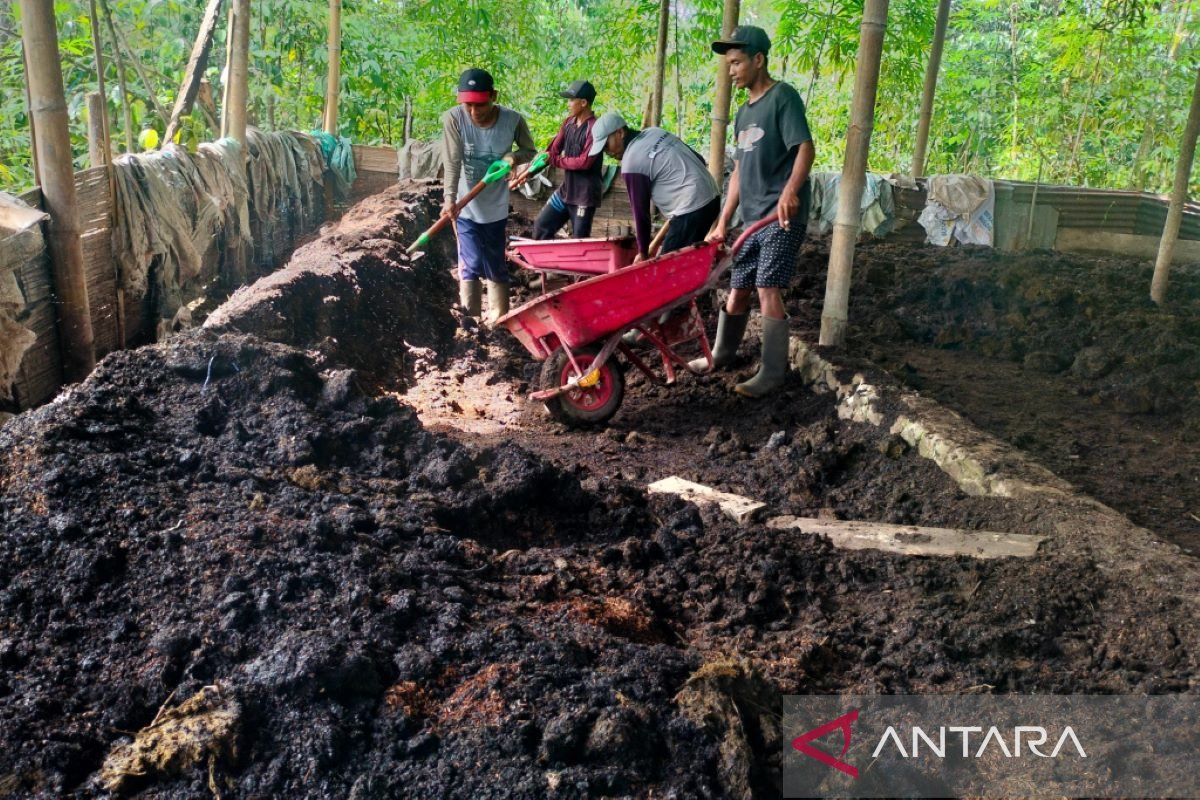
[
  {"left": 792, "top": 710, "right": 860, "bottom": 778},
  {"left": 792, "top": 712, "right": 1088, "bottom": 778}
]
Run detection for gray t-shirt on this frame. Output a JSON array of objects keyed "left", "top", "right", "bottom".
[
  {"left": 441, "top": 105, "right": 536, "bottom": 224},
  {"left": 621, "top": 127, "right": 718, "bottom": 218},
  {"left": 733, "top": 81, "right": 812, "bottom": 223}
]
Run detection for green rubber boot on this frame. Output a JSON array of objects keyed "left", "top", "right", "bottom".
[
  {"left": 485, "top": 280, "right": 510, "bottom": 324},
  {"left": 689, "top": 310, "right": 749, "bottom": 372},
  {"left": 735, "top": 316, "right": 790, "bottom": 398},
  {"left": 459, "top": 279, "right": 482, "bottom": 317}
]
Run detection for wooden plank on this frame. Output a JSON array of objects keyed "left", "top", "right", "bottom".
[
  {"left": 647, "top": 476, "right": 766, "bottom": 524},
  {"left": 765, "top": 515, "right": 1043, "bottom": 559},
  {"left": 163, "top": 0, "right": 225, "bottom": 144}
]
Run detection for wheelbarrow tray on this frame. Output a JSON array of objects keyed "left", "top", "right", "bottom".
[
  {"left": 498, "top": 240, "right": 721, "bottom": 359},
  {"left": 507, "top": 236, "right": 637, "bottom": 276}
]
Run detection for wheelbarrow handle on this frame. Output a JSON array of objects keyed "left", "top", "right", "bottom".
[{"left": 727, "top": 214, "right": 779, "bottom": 258}]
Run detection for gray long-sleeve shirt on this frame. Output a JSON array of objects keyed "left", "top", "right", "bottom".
[{"left": 442, "top": 105, "right": 536, "bottom": 223}]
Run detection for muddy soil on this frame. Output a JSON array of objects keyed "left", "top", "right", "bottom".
[
  {"left": 2, "top": 182, "right": 1198, "bottom": 799},
  {"left": 779, "top": 236, "right": 1200, "bottom": 552}
]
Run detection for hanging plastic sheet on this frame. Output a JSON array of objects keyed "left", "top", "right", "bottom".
[
  {"left": 397, "top": 140, "right": 443, "bottom": 181},
  {"left": 918, "top": 175, "right": 995, "bottom": 246},
  {"left": 0, "top": 192, "right": 45, "bottom": 401},
  {"left": 808, "top": 172, "right": 897, "bottom": 236},
  {"left": 309, "top": 130, "right": 357, "bottom": 198}
]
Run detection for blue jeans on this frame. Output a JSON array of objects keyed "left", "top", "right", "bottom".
[{"left": 457, "top": 217, "right": 509, "bottom": 283}]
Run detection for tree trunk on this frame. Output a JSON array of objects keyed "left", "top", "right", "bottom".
[
  {"left": 221, "top": 4, "right": 235, "bottom": 136},
  {"left": 323, "top": 0, "right": 341, "bottom": 135},
  {"left": 1152, "top": 66, "right": 1200, "bottom": 304},
  {"left": 650, "top": 0, "right": 669, "bottom": 127},
  {"left": 912, "top": 0, "right": 950, "bottom": 178},
  {"left": 707, "top": 0, "right": 740, "bottom": 186},
  {"left": 164, "top": 0, "right": 225, "bottom": 145},
  {"left": 820, "top": 0, "right": 889, "bottom": 348},
  {"left": 19, "top": 0, "right": 97, "bottom": 380},
  {"left": 226, "top": 0, "right": 251, "bottom": 145},
  {"left": 97, "top": 0, "right": 134, "bottom": 152},
  {"left": 100, "top": 0, "right": 169, "bottom": 126}
]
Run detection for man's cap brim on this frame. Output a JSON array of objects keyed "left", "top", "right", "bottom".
[
  {"left": 711, "top": 39, "right": 749, "bottom": 54},
  {"left": 588, "top": 137, "right": 608, "bottom": 157},
  {"left": 457, "top": 90, "right": 493, "bottom": 103}
]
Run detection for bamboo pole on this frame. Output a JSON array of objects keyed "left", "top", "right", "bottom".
[
  {"left": 164, "top": 0, "right": 225, "bottom": 145},
  {"left": 19, "top": 0, "right": 97, "bottom": 381},
  {"left": 707, "top": 0, "right": 740, "bottom": 185},
  {"left": 673, "top": 0, "right": 683, "bottom": 134},
  {"left": 86, "top": 0, "right": 111, "bottom": 162},
  {"left": 226, "top": 0, "right": 251, "bottom": 145},
  {"left": 86, "top": 91, "right": 108, "bottom": 167},
  {"left": 820, "top": 0, "right": 889, "bottom": 348},
  {"left": 911, "top": 0, "right": 949, "bottom": 178},
  {"left": 21, "top": 46, "right": 40, "bottom": 181},
  {"left": 650, "top": 0, "right": 669, "bottom": 127},
  {"left": 1151, "top": 66, "right": 1200, "bottom": 304},
  {"left": 221, "top": 6, "right": 235, "bottom": 136},
  {"left": 323, "top": 0, "right": 341, "bottom": 135}
]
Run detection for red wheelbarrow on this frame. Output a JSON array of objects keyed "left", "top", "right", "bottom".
[
  {"left": 506, "top": 236, "right": 638, "bottom": 293},
  {"left": 495, "top": 216, "right": 775, "bottom": 426}
]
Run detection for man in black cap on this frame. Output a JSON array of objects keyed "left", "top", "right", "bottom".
[
  {"left": 441, "top": 67, "right": 536, "bottom": 323},
  {"left": 523, "top": 80, "right": 603, "bottom": 240},
  {"left": 700, "top": 24, "right": 815, "bottom": 398}
]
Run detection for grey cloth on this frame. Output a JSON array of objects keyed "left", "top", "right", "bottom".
[
  {"left": 441, "top": 105, "right": 536, "bottom": 224},
  {"left": 621, "top": 127, "right": 718, "bottom": 218},
  {"left": 809, "top": 172, "right": 896, "bottom": 236},
  {"left": 733, "top": 81, "right": 812, "bottom": 223}
]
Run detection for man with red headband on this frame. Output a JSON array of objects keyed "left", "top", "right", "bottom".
[{"left": 441, "top": 68, "right": 536, "bottom": 322}]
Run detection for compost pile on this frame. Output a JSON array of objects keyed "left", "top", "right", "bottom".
[
  {"left": 787, "top": 237, "right": 1200, "bottom": 419},
  {"left": 0, "top": 333, "right": 1193, "bottom": 799}
]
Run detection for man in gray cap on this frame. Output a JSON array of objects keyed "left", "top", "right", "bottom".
[
  {"left": 700, "top": 24, "right": 815, "bottom": 398},
  {"left": 524, "top": 80, "right": 603, "bottom": 240},
  {"left": 588, "top": 111, "right": 720, "bottom": 260}
]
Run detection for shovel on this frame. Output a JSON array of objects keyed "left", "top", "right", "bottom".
[{"left": 407, "top": 159, "right": 512, "bottom": 253}]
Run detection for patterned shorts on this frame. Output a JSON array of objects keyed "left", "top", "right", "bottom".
[{"left": 730, "top": 221, "right": 805, "bottom": 289}]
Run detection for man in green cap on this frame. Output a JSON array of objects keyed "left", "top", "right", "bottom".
[{"left": 700, "top": 24, "right": 815, "bottom": 398}]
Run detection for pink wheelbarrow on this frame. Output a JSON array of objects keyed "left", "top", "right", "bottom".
[
  {"left": 495, "top": 216, "right": 775, "bottom": 427},
  {"left": 506, "top": 236, "right": 638, "bottom": 293}
]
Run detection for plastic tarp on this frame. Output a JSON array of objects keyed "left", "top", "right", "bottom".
[
  {"left": 309, "top": 130, "right": 357, "bottom": 198},
  {"left": 0, "top": 192, "right": 47, "bottom": 401},
  {"left": 397, "top": 140, "right": 442, "bottom": 181},
  {"left": 808, "top": 172, "right": 897, "bottom": 236},
  {"left": 111, "top": 138, "right": 252, "bottom": 329},
  {"left": 918, "top": 175, "right": 995, "bottom": 246}
]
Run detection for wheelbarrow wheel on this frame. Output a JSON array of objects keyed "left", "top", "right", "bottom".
[{"left": 541, "top": 346, "right": 625, "bottom": 428}]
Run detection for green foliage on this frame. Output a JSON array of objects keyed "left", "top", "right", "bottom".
[{"left": 0, "top": 0, "right": 1197, "bottom": 196}]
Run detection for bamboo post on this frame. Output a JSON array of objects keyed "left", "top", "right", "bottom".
[
  {"left": 1151, "top": 66, "right": 1200, "bottom": 305},
  {"left": 911, "top": 0, "right": 949, "bottom": 179},
  {"left": 323, "top": 0, "right": 341, "bottom": 135},
  {"left": 19, "top": 0, "right": 97, "bottom": 381},
  {"left": 226, "top": 0, "right": 251, "bottom": 145},
  {"left": 87, "top": 0, "right": 111, "bottom": 161},
  {"left": 164, "top": 0, "right": 225, "bottom": 145},
  {"left": 221, "top": 6, "right": 235, "bottom": 136},
  {"left": 650, "top": 0, "right": 669, "bottom": 127},
  {"left": 673, "top": 0, "right": 683, "bottom": 134},
  {"left": 21, "top": 46, "right": 40, "bottom": 181},
  {"left": 707, "top": 0, "right": 740, "bottom": 185},
  {"left": 820, "top": 0, "right": 889, "bottom": 348},
  {"left": 87, "top": 91, "right": 108, "bottom": 167}
]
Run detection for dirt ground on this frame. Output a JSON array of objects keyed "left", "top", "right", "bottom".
[{"left": 1, "top": 182, "right": 1198, "bottom": 799}]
